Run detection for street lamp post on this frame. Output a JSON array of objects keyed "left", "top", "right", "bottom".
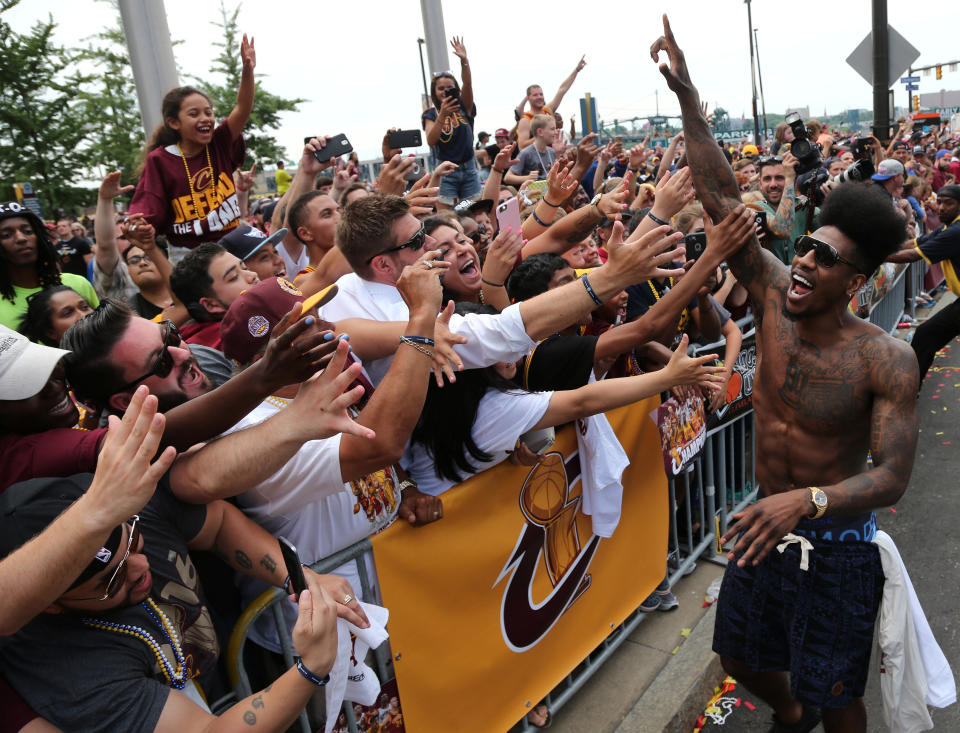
[
  {"left": 754, "top": 27, "right": 769, "bottom": 141},
  {"left": 417, "top": 38, "right": 429, "bottom": 111},
  {"left": 745, "top": 0, "right": 761, "bottom": 145}
]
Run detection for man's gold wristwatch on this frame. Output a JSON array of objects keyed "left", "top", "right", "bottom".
[
  {"left": 590, "top": 193, "right": 605, "bottom": 220},
  {"left": 807, "top": 486, "right": 828, "bottom": 519}
]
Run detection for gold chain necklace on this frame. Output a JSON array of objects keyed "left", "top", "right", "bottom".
[{"left": 177, "top": 143, "right": 219, "bottom": 228}]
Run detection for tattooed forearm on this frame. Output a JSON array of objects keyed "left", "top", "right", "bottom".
[
  {"left": 235, "top": 550, "right": 252, "bottom": 569},
  {"left": 243, "top": 711, "right": 256, "bottom": 725},
  {"left": 769, "top": 185, "right": 797, "bottom": 238}
]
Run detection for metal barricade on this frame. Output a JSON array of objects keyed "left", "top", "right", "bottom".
[
  {"left": 225, "top": 538, "right": 388, "bottom": 733},
  {"left": 867, "top": 265, "right": 909, "bottom": 334},
  {"left": 905, "top": 260, "right": 928, "bottom": 319}
]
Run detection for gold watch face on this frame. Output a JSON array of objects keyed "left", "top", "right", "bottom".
[{"left": 814, "top": 490, "right": 827, "bottom": 507}]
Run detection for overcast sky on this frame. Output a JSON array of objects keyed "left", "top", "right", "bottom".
[{"left": 6, "top": 0, "right": 959, "bottom": 163}]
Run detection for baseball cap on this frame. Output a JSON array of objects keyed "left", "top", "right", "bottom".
[
  {"left": 259, "top": 200, "right": 279, "bottom": 224},
  {"left": 0, "top": 200, "right": 45, "bottom": 231},
  {"left": 871, "top": 159, "right": 905, "bottom": 181},
  {"left": 913, "top": 145, "right": 926, "bottom": 156},
  {"left": 219, "top": 277, "right": 338, "bottom": 363},
  {"left": 0, "top": 475, "right": 126, "bottom": 590},
  {"left": 218, "top": 224, "right": 288, "bottom": 262},
  {"left": 741, "top": 144, "right": 759, "bottom": 158},
  {"left": 495, "top": 128, "right": 510, "bottom": 138},
  {"left": 936, "top": 150, "right": 951, "bottom": 159},
  {"left": 892, "top": 141, "right": 909, "bottom": 151},
  {"left": 937, "top": 184, "right": 960, "bottom": 203},
  {"left": 453, "top": 198, "right": 494, "bottom": 216},
  {"left": 0, "top": 325, "right": 70, "bottom": 401}
]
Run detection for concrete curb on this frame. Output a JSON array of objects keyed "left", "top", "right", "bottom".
[{"left": 614, "top": 604, "right": 723, "bottom": 733}]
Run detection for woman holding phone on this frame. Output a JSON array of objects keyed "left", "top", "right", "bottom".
[{"left": 421, "top": 36, "right": 481, "bottom": 210}]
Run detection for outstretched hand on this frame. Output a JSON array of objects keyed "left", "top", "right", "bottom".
[
  {"left": 664, "top": 334, "right": 724, "bottom": 392},
  {"left": 703, "top": 204, "right": 757, "bottom": 261},
  {"left": 649, "top": 15, "right": 695, "bottom": 98},
  {"left": 240, "top": 33, "right": 256, "bottom": 71},
  {"left": 99, "top": 170, "right": 134, "bottom": 201}
]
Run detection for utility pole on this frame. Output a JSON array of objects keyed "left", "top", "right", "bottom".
[
  {"left": 419, "top": 0, "right": 450, "bottom": 77},
  {"left": 118, "top": 0, "right": 179, "bottom": 137},
  {"left": 416, "top": 38, "right": 429, "bottom": 110},
  {"left": 871, "top": 0, "right": 890, "bottom": 141},
  {"left": 745, "top": 0, "right": 761, "bottom": 145},
  {"left": 754, "top": 27, "right": 769, "bottom": 139}
]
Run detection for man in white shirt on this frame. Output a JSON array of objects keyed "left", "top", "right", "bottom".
[{"left": 325, "top": 194, "right": 688, "bottom": 385}]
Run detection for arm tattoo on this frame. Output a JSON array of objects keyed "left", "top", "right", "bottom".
[
  {"left": 260, "top": 554, "right": 277, "bottom": 573},
  {"left": 243, "top": 711, "right": 256, "bottom": 725},
  {"left": 770, "top": 185, "right": 796, "bottom": 238},
  {"left": 235, "top": 550, "right": 253, "bottom": 569},
  {"left": 564, "top": 210, "right": 600, "bottom": 244},
  {"left": 252, "top": 695, "right": 265, "bottom": 710}
]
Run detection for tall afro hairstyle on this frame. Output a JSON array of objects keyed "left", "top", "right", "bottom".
[{"left": 818, "top": 184, "right": 907, "bottom": 274}]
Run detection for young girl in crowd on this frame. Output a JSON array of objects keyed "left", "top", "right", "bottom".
[
  {"left": 18, "top": 285, "right": 92, "bottom": 346},
  {"left": 129, "top": 35, "right": 256, "bottom": 257},
  {"left": 405, "top": 303, "right": 723, "bottom": 496}
]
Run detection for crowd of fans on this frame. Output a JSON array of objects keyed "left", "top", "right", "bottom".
[{"left": 1, "top": 29, "right": 959, "bottom": 733}]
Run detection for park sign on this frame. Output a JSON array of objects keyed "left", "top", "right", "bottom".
[
  {"left": 846, "top": 25, "right": 920, "bottom": 87},
  {"left": 713, "top": 129, "right": 775, "bottom": 142}
]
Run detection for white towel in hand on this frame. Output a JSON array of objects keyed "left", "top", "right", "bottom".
[
  {"left": 324, "top": 601, "right": 390, "bottom": 733},
  {"left": 575, "top": 411, "right": 629, "bottom": 538}
]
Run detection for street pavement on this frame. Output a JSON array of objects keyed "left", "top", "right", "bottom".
[{"left": 694, "top": 330, "right": 960, "bottom": 731}]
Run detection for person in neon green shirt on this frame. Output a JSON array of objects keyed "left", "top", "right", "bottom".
[
  {"left": 275, "top": 160, "right": 292, "bottom": 196},
  {"left": 0, "top": 201, "right": 100, "bottom": 331}
]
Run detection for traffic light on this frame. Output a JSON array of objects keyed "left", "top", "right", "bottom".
[
  {"left": 913, "top": 95, "right": 920, "bottom": 111},
  {"left": 937, "top": 65, "right": 943, "bottom": 80}
]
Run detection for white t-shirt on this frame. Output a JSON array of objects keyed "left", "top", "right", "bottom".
[
  {"left": 403, "top": 388, "right": 553, "bottom": 496},
  {"left": 322, "top": 272, "right": 537, "bottom": 385},
  {"left": 276, "top": 240, "right": 309, "bottom": 283},
  {"left": 220, "top": 398, "right": 398, "bottom": 650}
]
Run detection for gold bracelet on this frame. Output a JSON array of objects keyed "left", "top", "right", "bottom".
[{"left": 399, "top": 337, "right": 433, "bottom": 359}]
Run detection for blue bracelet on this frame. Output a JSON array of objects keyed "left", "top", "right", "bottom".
[
  {"left": 647, "top": 211, "right": 670, "bottom": 227},
  {"left": 581, "top": 273, "right": 602, "bottom": 306},
  {"left": 296, "top": 658, "right": 330, "bottom": 686},
  {"left": 402, "top": 334, "right": 436, "bottom": 347}
]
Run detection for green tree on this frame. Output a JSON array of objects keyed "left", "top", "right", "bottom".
[
  {"left": 0, "top": 0, "right": 95, "bottom": 212},
  {"left": 75, "top": 2, "right": 145, "bottom": 185},
  {"left": 201, "top": 1, "right": 304, "bottom": 165}
]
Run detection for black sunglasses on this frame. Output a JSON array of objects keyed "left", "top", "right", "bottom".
[
  {"left": 366, "top": 224, "right": 427, "bottom": 264},
  {"left": 115, "top": 320, "right": 181, "bottom": 392},
  {"left": 73, "top": 516, "right": 141, "bottom": 602},
  {"left": 794, "top": 235, "right": 860, "bottom": 271}
]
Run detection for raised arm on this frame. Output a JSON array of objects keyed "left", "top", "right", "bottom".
[
  {"left": 450, "top": 37, "right": 473, "bottom": 114},
  {"left": 650, "top": 14, "right": 782, "bottom": 304},
  {"left": 546, "top": 55, "right": 587, "bottom": 112},
  {"left": 94, "top": 172, "right": 134, "bottom": 277},
  {"left": 226, "top": 34, "right": 256, "bottom": 140}
]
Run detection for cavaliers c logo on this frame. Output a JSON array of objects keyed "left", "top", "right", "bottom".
[{"left": 494, "top": 452, "right": 600, "bottom": 652}]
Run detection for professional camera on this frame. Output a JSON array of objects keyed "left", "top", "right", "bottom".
[
  {"left": 784, "top": 112, "right": 823, "bottom": 174},
  {"left": 828, "top": 158, "right": 875, "bottom": 185}
]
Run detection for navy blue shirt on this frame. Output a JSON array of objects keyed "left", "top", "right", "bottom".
[{"left": 422, "top": 104, "right": 477, "bottom": 165}]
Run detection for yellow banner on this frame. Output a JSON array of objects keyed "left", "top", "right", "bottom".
[{"left": 371, "top": 399, "right": 668, "bottom": 732}]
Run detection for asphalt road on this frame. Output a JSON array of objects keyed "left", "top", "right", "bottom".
[{"left": 696, "top": 334, "right": 960, "bottom": 732}]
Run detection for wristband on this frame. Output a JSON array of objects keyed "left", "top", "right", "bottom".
[
  {"left": 481, "top": 278, "right": 504, "bottom": 287},
  {"left": 296, "top": 658, "right": 330, "bottom": 686},
  {"left": 531, "top": 209, "right": 552, "bottom": 227},
  {"left": 581, "top": 273, "right": 602, "bottom": 306},
  {"left": 402, "top": 334, "right": 435, "bottom": 347},
  {"left": 628, "top": 167, "right": 641, "bottom": 174},
  {"left": 647, "top": 211, "right": 670, "bottom": 227},
  {"left": 399, "top": 336, "right": 433, "bottom": 359},
  {"left": 493, "top": 167, "right": 507, "bottom": 174},
  {"left": 542, "top": 197, "right": 561, "bottom": 208}
]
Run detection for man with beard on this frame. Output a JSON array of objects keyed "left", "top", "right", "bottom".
[{"left": 651, "top": 15, "right": 918, "bottom": 733}]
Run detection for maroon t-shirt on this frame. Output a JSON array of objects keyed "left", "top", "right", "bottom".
[
  {"left": 181, "top": 319, "right": 223, "bottom": 350},
  {"left": 0, "top": 428, "right": 105, "bottom": 492},
  {"left": 130, "top": 120, "right": 246, "bottom": 249}
]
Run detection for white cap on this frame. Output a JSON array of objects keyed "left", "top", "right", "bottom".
[{"left": 0, "top": 325, "right": 70, "bottom": 400}]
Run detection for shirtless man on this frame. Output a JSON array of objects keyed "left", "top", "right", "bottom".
[
  {"left": 515, "top": 56, "right": 586, "bottom": 150},
  {"left": 651, "top": 16, "right": 918, "bottom": 733}
]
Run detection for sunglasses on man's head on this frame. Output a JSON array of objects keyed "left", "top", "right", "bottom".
[
  {"left": 73, "top": 516, "right": 141, "bottom": 602},
  {"left": 793, "top": 235, "right": 860, "bottom": 271},
  {"left": 115, "top": 320, "right": 182, "bottom": 393},
  {"left": 365, "top": 224, "right": 427, "bottom": 264}
]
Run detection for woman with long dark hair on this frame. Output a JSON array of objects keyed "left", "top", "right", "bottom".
[
  {"left": 128, "top": 35, "right": 257, "bottom": 257},
  {"left": 406, "top": 305, "right": 723, "bottom": 496}
]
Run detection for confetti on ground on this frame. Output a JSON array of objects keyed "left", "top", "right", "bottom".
[
  {"left": 681, "top": 628, "right": 692, "bottom": 638},
  {"left": 932, "top": 395, "right": 940, "bottom": 399},
  {"left": 937, "top": 432, "right": 944, "bottom": 435},
  {"left": 672, "top": 646, "right": 680, "bottom": 655},
  {"left": 944, "top": 442, "right": 952, "bottom": 446}
]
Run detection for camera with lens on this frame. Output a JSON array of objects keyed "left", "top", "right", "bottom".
[
  {"left": 828, "top": 158, "right": 875, "bottom": 185},
  {"left": 784, "top": 112, "right": 823, "bottom": 175}
]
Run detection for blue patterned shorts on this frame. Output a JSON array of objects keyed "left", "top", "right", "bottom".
[{"left": 712, "top": 529, "right": 884, "bottom": 708}]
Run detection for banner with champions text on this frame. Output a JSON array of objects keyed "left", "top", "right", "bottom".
[{"left": 370, "top": 399, "right": 668, "bottom": 733}]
